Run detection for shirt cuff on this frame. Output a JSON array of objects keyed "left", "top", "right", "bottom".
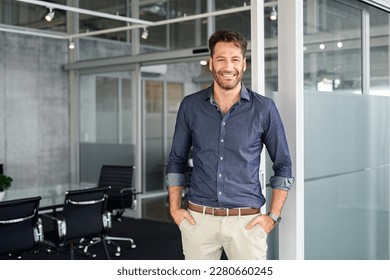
[
  {"left": 270, "top": 176, "right": 295, "bottom": 191},
  {"left": 165, "top": 173, "right": 187, "bottom": 188}
]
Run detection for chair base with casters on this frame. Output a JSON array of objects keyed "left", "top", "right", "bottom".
[
  {"left": 84, "top": 165, "right": 139, "bottom": 257},
  {"left": 43, "top": 227, "right": 111, "bottom": 259},
  {"left": 81, "top": 198, "right": 137, "bottom": 257},
  {"left": 40, "top": 187, "right": 112, "bottom": 260},
  {"left": 81, "top": 234, "right": 136, "bottom": 257},
  {"left": 106, "top": 235, "right": 137, "bottom": 256}
]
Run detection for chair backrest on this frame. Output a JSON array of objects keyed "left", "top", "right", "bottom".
[
  {"left": 62, "top": 187, "right": 110, "bottom": 242},
  {"left": 98, "top": 165, "right": 135, "bottom": 211},
  {"left": 0, "top": 196, "right": 42, "bottom": 256},
  {"left": 98, "top": 165, "right": 134, "bottom": 190}
]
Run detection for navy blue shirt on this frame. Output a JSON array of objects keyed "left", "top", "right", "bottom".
[{"left": 166, "top": 84, "right": 293, "bottom": 209}]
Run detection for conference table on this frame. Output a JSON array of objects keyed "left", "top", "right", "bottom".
[{"left": 2, "top": 183, "right": 97, "bottom": 211}]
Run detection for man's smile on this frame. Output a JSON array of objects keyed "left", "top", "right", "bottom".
[{"left": 220, "top": 73, "right": 236, "bottom": 78}]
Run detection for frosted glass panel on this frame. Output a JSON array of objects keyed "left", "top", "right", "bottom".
[{"left": 305, "top": 92, "right": 390, "bottom": 259}]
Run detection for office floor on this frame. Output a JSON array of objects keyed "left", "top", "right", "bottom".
[
  {"left": 141, "top": 194, "right": 188, "bottom": 223},
  {"left": 142, "top": 195, "right": 172, "bottom": 223}
]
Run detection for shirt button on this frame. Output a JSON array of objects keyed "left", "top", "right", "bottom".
[
  {"left": 220, "top": 139, "right": 224, "bottom": 143},
  {"left": 220, "top": 157, "right": 223, "bottom": 160},
  {"left": 219, "top": 174, "right": 222, "bottom": 178},
  {"left": 223, "top": 122, "right": 226, "bottom": 125},
  {"left": 219, "top": 192, "right": 222, "bottom": 195}
]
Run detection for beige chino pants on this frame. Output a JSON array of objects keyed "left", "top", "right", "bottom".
[{"left": 179, "top": 209, "right": 268, "bottom": 260}]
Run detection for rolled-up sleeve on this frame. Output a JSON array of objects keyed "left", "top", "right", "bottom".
[
  {"left": 165, "top": 173, "right": 187, "bottom": 188},
  {"left": 270, "top": 176, "right": 295, "bottom": 191}
]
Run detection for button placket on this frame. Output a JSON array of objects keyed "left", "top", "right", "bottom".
[{"left": 216, "top": 117, "right": 227, "bottom": 205}]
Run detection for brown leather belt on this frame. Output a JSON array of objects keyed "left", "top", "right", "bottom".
[{"left": 188, "top": 202, "right": 260, "bottom": 216}]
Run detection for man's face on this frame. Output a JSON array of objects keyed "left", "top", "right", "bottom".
[{"left": 209, "top": 41, "right": 246, "bottom": 91}]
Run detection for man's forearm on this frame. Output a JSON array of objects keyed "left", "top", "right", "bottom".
[
  {"left": 269, "top": 188, "right": 288, "bottom": 216},
  {"left": 168, "top": 186, "right": 184, "bottom": 212}
]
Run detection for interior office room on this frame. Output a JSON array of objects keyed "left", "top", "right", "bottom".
[{"left": 0, "top": 0, "right": 389, "bottom": 261}]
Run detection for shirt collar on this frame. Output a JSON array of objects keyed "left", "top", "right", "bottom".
[{"left": 205, "top": 83, "right": 251, "bottom": 103}]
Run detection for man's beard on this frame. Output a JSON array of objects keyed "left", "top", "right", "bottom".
[{"left": 212, "top": 69, "right": 243, "bottom": 90}]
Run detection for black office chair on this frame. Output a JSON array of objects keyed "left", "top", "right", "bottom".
[
  {"left": 41, "top": 187, "right": 112, "bottom": 259},
  {"left": 0, "top": 196, "right": 43, "bottom": 259},
  {"left": 94, "top": 165, "right": 137, "bottom": 256}
]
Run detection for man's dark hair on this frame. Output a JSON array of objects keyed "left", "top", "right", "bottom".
[{"left": 208, "top": 29, "right": 247, "bottom": 57}]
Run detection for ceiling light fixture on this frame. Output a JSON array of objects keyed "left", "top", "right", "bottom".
[
  {"left": 141, "top": 28, "right": 149, "bottom": 40},
  {"left": 45, "top": 8, "right": 55, "bottom": 22},
  {"left": 13, "top": 1, "right": 251, "bottom": 42},
  {"left": 18, "top": 0, "right": 152, "bottom": 25},
  {"left": 68, "top": 39, "right": 75, "bottom": 49},
  {"left": 270, "top": 6, "right": 277, "bottom": 21}
]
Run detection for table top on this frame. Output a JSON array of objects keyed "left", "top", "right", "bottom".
[{"left": 2, "top": 183, "right": 96, "bottom": 210}]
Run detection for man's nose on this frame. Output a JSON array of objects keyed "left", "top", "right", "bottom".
[{"left": 224, "top": 60, "right": 234, "bottom": 70}]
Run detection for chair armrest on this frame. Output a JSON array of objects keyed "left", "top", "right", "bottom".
[
  {"left": 120, "top": 188, "right": 137, "bottom": 209},
  {"left": 102, "top": 211, "right": 112, "bottom": 232},
  {"left": 39, "top": 213, "right": 66, "bottom": 242},
  {"left": 33, "top": 218, "right": 44, "bottom": 244},
  {"left": 40, "top": 213, "right": 61, "bottom": 222},
  {"left": 119, "top": 187, "right": 134, "bottom": 194}
]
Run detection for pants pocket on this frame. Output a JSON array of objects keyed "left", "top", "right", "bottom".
[{"left": 255, "top": 224, "right": 268, "bottom": 238}]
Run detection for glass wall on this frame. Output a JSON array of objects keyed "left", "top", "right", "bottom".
[
  {"left": 79, "top": 71, "right": 136, "bottom": 184},
  {"left": 304, "top": 0, "right": 362, "bottom": 94},
  {"left": 304, "top": 0, "right": 389, "bottom": 259},
  {"left": 142, "top": 62, "right": 205, "bottom": 193},
  {"left": 143, "top": 79, "right": 164, "bottom": 192},
  {"left": 369, "top": 5, "right": 390, "bottom": 96},
  {"left": 140, "top": 0, "right": 251, "bottom": 54},
  {"left": 0, "top": 0, "right": 67, "bottom": 33}
]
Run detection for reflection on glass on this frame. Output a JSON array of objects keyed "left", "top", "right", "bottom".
[
  {"left": 167, "top": 83, "right": 183, "bottom": 113},
  {"left": 369, "top": 6, "right": 390, "bottom": 96},
  {"left": 122, "top": 79, "right": 134, "bottom": 144},
  {"left": 96, "top": 77, "right": 119, "bottom": 143},
  {"left": 304, "top": 0, "right": 362, "bottom": 94},
  {"left": 145, "top": 81, "right": 163, "bottom": 113},
  {"left": 144, "top": 80, "right": 164, "bottom": 192},
  {"left": 143, "top": 62, "right": 202, "bottom": 194}
]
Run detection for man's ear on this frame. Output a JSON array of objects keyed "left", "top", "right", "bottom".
[
  {"left": 208, "top": 57, "right": 213, "bottom": 71},
  {"left": 243, "top": 56, "right": 247, "bottom": 72}
]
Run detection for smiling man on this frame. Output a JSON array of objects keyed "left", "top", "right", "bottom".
[{"left": 166, "top": 29, "right": 294, "bottom": 260}]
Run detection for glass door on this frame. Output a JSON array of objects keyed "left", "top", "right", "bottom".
[
  {"left": 79, "top": 71, "right": 136, "bottom": 185},
  {"left": 141, "top": 62, "right": 204, "bottom": 195},
  {"left": 143, "top": 79, "right": 165, "bottom": 193}
]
